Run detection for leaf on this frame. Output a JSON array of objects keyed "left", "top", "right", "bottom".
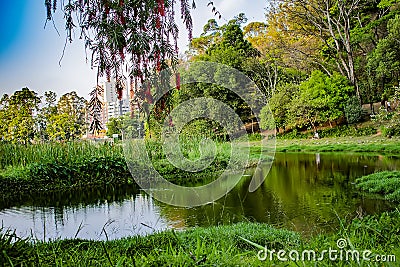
[{"left": 238, "top": 236, "right": 265, "bottom": 250}]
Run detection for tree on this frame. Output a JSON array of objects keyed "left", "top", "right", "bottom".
[
  {"left": 47, "top": 91, "right": 87, "bottom": 141},
  {"left": 36, "top": 91, "right": 58, "bottom": 141},
  {"left": 344, "top": 96, "right": 364, "bottom": 124},
  {"left": 45, "top": 0, "right": 203, "bottom": 110},
  {"left": 261, "top": 83, "right": 299, "bottom": 131},
  {"left": 289, "top": 71, "right": 354, "bottom": 129},
  {"left": 273, "top": 0, "right": 369, "bottom": 99},
  {"left": 367, "top": 15, "right": 400, "bottom": 93},
  {"left": 88, "top": 85, "right": 104, "bottom": 136},
  {"left": 1, "top": 88, "right": 41, "bottom": 144},
  {"left": 176, "top": 19, "right": 260, "bottom": 126},
  {"left": 189, "top": 19, "right": 221, "bottom": 56},
  {"left": 106, "top": 114, "right": 142, "bottom": 138},
  {"left": 0, "top": 94, "right": 10, "bottom": 141},
  {"left": 106, "top": 117, "right": 123, "bottom": 137}
]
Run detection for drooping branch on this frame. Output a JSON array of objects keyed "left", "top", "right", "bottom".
[{"left": 46, "top": 0, "right": 195, "bottom": 105}]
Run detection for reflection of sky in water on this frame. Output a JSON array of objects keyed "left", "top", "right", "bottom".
[{"left": 0, "top": 193, "right": 180, "bottom": 241}]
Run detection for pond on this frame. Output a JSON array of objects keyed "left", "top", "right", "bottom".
[{"left": 1, "top": 152, "right": 399, "bottom": 241}]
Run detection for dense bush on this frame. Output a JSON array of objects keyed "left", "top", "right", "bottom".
[
  {"left": 344, "top": 96, "right": 364, "bottom": 123},
  {"left": 381, "top": 123, "right": 400, "bottom": 137},
  {"left": 318, "top": 125, "right": 377, "bottom": 138},
  {"left": 380, "top": 113, "right": 400, "bottom": 137},
  {"left": 276, "top": 129, "right": 310, "bottom": 139},
  {"left": 277, "top": 125, "right": 377, "bottom": 139}
]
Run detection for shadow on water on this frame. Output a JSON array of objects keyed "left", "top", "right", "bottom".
[{"left": 0, "top": 152, "right": 399, "bottom": 240}]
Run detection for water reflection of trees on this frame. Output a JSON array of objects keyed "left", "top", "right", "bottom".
[{"left": 157, "top": 153, "right": 399, "bottom": 235}]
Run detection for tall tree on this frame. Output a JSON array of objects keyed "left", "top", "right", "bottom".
[
  {"left": 367, "top": 14, "right": 400, "bottom": 92},
  {"left": 47, "top": 91, "right": 87, "bottom": 141},
  {"left": 88, "top": 85, "right": 104, "bottom": 136},
  {"left": 36, "top": 91, "right": 58, "bottom": 141},
  {"left": 274, "top": 0, "right": 364, "bottom": 98},
  {"left": 2, "top": 88, "right": 41, "bottom": 144},
  {"left": 0, "top": 94, "right": 10, "bottom": 142}
]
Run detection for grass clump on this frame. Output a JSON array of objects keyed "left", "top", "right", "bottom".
[
  {"left": 355, "top": 171, "right": 400, "bottom": 201},
  {"left": 0, "top": 230, "right": 37, "bottom": 266},
  {"left": 1, "top": 223, "right": 300, "bottom": 266}
]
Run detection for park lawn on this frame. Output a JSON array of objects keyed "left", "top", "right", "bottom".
[{"left": 250, "top": 135, "right": 400, "bottom": 154}]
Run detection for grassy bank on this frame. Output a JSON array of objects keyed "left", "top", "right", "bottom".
[
  {"left": 1, "top": 210, "right": 399, "bottom": 266},
  {"left": 0, "top": 140, "right": 268, "bottom": 208},
  {"left": 273, "top": 135, "right": 400, "bottom": 153},
  {"left": 355, "top": 171, "right": 400, "bottom": 202}
]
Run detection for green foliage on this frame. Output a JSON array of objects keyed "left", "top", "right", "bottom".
[
  {"left": 0, "top": 230, "right": 36, "bottom": 266},
  {"left": 344, "top": 96, "right": 364, "bottom": 124},
  {"left": 262, "top": 83, "right": 298, "bottom": 130},
  {"left": 355, "top": 171, "right": 400, "bottom": 201},
  {"left": 294, "top": 71, "right": 353, "bottom": 128},
  {"left": 247, "top": 133, "right": 263, "bottom": 141},
  {"left": 371, "top": 106, "right": 394, "bottom": 121},
  {"left": 277, "top": 125, "right": 377, "bottom": 140},
  {"left": 276, "top": 129, "right": 310, "bottom": 140},
  {"left": 28, "top": 156, "right": 133, "bottom": 188},
  {"left": 0, "top": 88, "right": 41, "bottom": 144},
  {"left": 381, "top": 116, "right": 400, "bottom": 137},
  {"left": 106, "top": 115, "right": 143, "bottom": 138},
  {"left": 318, "top": 125, "right": 377, "bottom": 138},
  {"left": 0, "top": 142, "right": 122, "bottom": 170},
  {"left": 367, "top": 15, "right": 400, "bottom": 92},
  {"left": 47, "top": 91, "right": 87, "bottom": 141},
  {"left": 268, "top": 72, "right": 354, "bottom": 131}
]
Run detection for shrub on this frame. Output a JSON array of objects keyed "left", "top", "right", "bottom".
[
  {"left": 276, "top": 129, "right": 310, "bottom": 139},
  {"left": 318, "top": 125, "right": 377, "bottom": 138},
  {"left": 380, "top": 113, "right": 400, "bottom": 137},
  {"left": 344, "top": 96, "right": 363, "bottom": 124}
]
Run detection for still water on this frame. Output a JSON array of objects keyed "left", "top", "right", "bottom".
[{"left": 1, "top": 152, "right": 399, "bottom": 241}]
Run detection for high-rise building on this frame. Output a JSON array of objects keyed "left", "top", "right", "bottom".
[{"left": 102, "top": 81, "right": 131, "bottom": 126}]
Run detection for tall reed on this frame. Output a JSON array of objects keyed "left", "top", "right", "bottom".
[{"left": 0, "top": 142, "right": 123, "bottom": 169}]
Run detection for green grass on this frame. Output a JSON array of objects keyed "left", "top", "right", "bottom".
[
  {"left": 272, "top": 135, "right": 400, "bottom": 154},
  {"left": 0, "top": 141, "right": 122, "bottom": 170},
  {"left": 1, "top": 210, "right": 399, "bottom": 266},
  {"left": 0, "top": 139, "right": 268, "bottom": 207},
  {"left": 355, "top": 171, "right": 400, "bottom": 201}
]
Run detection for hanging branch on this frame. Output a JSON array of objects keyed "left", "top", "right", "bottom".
[{"left": 46, "top": 0, "right": 195, "bottom": 107}]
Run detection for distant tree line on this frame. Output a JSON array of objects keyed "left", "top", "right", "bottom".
[{"left": 0, "top": 88, "right": 88, "bottom": 144}]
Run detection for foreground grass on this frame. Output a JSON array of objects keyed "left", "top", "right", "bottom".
[
  {"left": 355, "top": 171, "right": 400, "bottom": 201},
  {"left": 1, "top": 211, "right": 399, "bottom": 266}
]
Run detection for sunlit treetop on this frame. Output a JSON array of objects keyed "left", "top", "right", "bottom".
[{"left": 45, "top": 0, "right": 220, "bottom": 104}]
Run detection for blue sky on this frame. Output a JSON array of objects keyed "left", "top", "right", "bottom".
[{"left": 0, "top": 1, "right": 267, "bottom": 99}]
